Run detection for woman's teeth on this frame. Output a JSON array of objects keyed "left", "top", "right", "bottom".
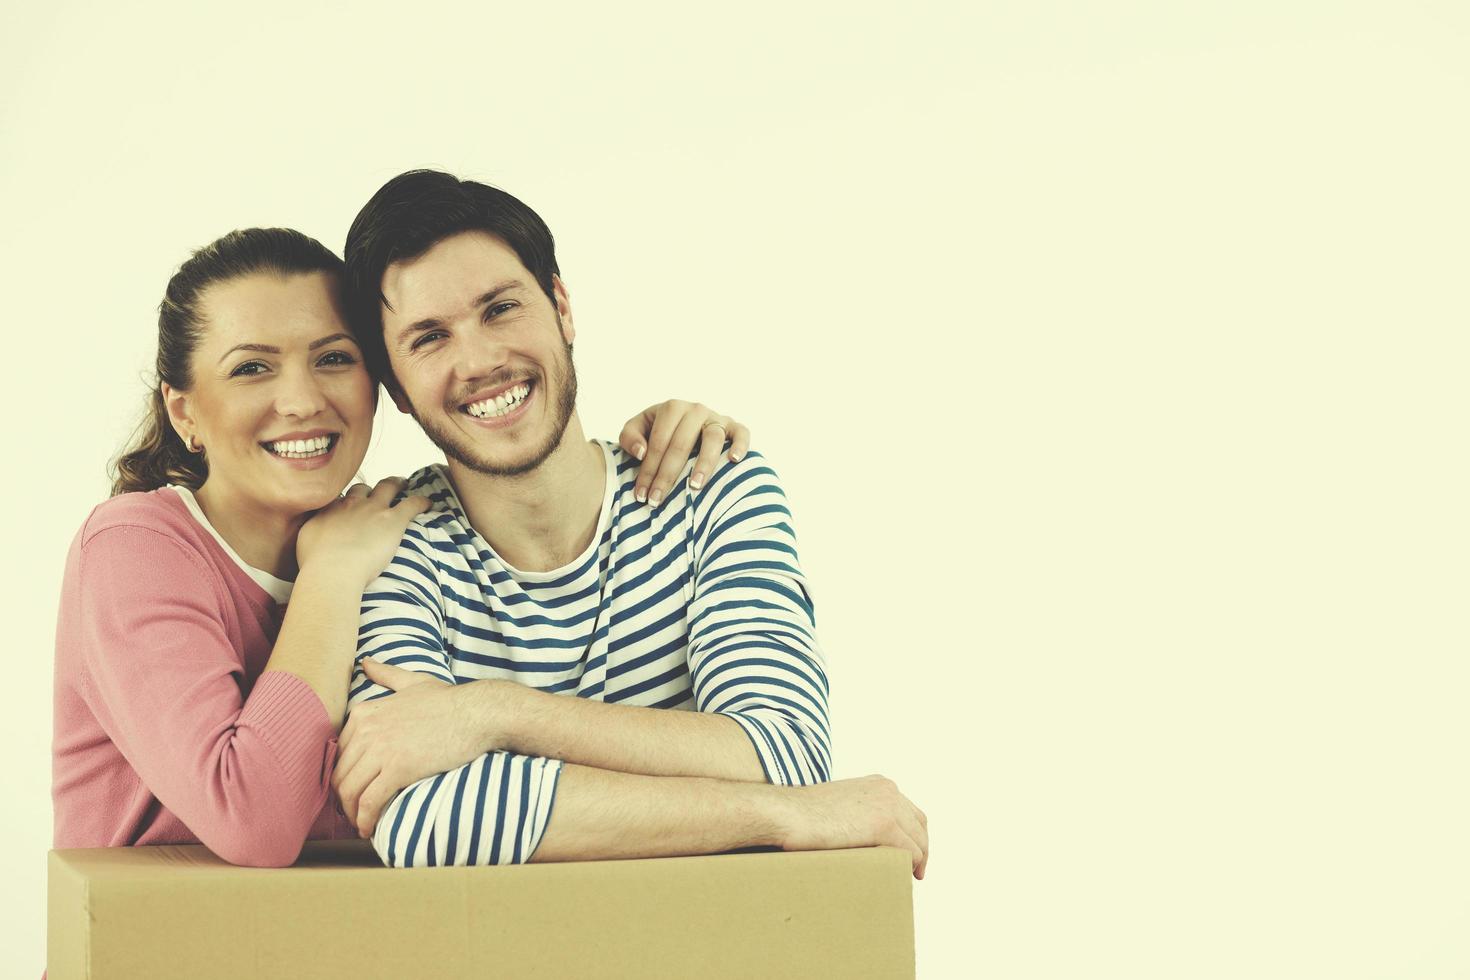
[
  {"left": 466, "top": 382, "right": 531, "bottom": 419},
  {"left": 266, "top": 435, "right": 333, "bottom": 458}
]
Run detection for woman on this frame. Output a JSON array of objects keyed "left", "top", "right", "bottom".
[{"left": 52, "top": 227, "right": 749, "bottom": 867}]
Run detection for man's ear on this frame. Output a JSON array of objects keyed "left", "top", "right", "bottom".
[
  {"left": 161, "top": 382, "right": 196, "bottom": 447},
  {"left": 552, "top": 274, "right": 575, "bottom": 346},
  {"left": 386, "top": 377, "right": 413, "bottom": 415}
]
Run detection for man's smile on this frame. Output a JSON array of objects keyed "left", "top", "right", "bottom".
[{"left": 459, "top": 379, "right": 535, "bottom": 426}]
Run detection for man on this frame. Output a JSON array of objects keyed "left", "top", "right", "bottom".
[{"left": 331, "top": 170, "right": 928, "bottom": 876}]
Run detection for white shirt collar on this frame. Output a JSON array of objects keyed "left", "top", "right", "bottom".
[{"left": 168, "top": 485, "right": 295, "bottom": 604}]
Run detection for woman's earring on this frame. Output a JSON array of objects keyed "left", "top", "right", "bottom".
[{"left": 186, "top": 434, "right": 202, "bottom": 454}]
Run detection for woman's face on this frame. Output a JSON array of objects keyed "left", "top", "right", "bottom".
[{"left": 167, "top": 271, "right": 376, "bottom": 519}]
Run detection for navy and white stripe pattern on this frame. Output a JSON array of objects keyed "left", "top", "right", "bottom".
[{"left": 348, "top": 442, "right": 830, "bottom": 867}]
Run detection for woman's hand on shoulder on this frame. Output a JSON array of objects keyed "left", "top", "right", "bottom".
[
  {"left": 296, "top": 478, "right": 431, "bottom": 588},
  {"left": 618, "top": 400, "right": 751, "bottom": 506}
]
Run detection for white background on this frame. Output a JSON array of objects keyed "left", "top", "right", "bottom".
[{"left": 2, "top": 2, "right": 1468, "bottom": 977}]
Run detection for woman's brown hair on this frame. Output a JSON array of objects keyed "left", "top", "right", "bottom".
[{"left": 110, "top": 228, "right": 345, "bottom": 496}]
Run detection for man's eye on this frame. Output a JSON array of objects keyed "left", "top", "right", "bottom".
[
  {"left": 485, "top": 302, "right": 517, "bottom": 321},
  {"left": 411, "top": 330, "right": 447, "bottom": 351},
  {"left": 230, "top": 361, "right": 267, "bottom": 377},
  {"left": 317, "top": 350, "right": 358, "bottom": 367}
]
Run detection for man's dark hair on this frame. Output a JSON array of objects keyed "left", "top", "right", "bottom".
[{"left": 342, "top": 169, "right": 561, "bottom": 384}]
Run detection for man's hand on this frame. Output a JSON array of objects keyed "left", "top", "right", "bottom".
[
  {"left": 777, "top": 775, "right": 930, "bottom": 879},
  {"left": 333, "top": 660, "right": 508, "bottom": 837}
]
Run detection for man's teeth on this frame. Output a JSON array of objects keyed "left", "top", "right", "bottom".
[
  {"left": 466, "top": 382, "right": 531, "bottom": 419},
  {"left": 267, "top": 436, "right": 333, "bottom": 458}
]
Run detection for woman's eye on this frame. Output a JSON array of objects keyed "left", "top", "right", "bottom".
[
  {"left": 317, "top": 350, "right": 358, "bottom": 367},
  {"left": 411, "top": 330, "right": 447, "bottom": 351},
  {"left": 230, "top": 361, "right": 267, "bottom": 378}
]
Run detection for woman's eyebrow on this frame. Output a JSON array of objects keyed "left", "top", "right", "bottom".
[
  {"left": 218, "top": 342, "right": 279, "bottom": 363},
  {"left": 309, "top": 332, "right": 358, "bottom": 350},
  {"left": 217, "top": 333, "right": 358, "bottom": 363}
]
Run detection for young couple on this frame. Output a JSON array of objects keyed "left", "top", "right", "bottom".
[{"left": 53, "top": 170, "right": 928, "bottom": 879}]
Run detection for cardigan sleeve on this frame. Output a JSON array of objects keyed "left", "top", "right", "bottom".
[{"left": 75, "top": 523, "right": 336, "bottom": 867}]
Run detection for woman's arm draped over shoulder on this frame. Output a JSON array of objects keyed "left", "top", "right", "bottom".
[{"left": 76, "top": 523, "right": 335, "bottom": 867}]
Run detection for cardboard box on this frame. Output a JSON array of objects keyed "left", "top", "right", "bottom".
[{"left": 48, "top": 839, "right": 914, "bottom": 979}]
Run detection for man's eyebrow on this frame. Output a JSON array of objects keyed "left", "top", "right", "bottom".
[
  {"left": 395, "top": 280, "right": 527, "bottom": 344},
  {"left": 471, "top": 281, "right": 526, "bottom": 309}
]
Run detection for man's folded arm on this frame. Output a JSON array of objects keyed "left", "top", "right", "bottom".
[
  {"left": 367, "top": 751, "right": 792, "bottom": 868},
  {"left": 350, "top": 461, "right": 833, "bottom": 866},
  {"left": 349, "top": 524, "right": 562, "bottom": 868},
  {"left": 368, "top": 749, "right": 563, "bottom": 867},
  {"left": 369, "top": 755, "right": 928, "bottom": 874},
  {"left": 486, "top": 454, "right": 831, "bottom": 786}
]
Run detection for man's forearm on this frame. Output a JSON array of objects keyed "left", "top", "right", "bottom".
[
  {"left": 367, "top": 754, "right": 929, "bottom": 875},
  {"left": 529, "top": 765, "right": 930, "bottom": 878},
  {"left": 479, "top": 681, "right": 767, "bottom": 782},
  {"left": 529, "top": 764, "right": 782, "bottom": 862}
]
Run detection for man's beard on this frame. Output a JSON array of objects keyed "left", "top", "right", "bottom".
[{"left": 411, "top": 338, "right": 579, "bottom": 478}]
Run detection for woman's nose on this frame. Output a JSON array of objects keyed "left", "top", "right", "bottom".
[{"left": 274, "top": 367, "right": 329, "bottom": 419}]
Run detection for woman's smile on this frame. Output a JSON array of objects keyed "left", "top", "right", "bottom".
[{"left": 261, "top": 430, "right": 341, "bottom": 469}]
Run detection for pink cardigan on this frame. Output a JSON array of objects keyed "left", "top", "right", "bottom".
[{"left": 52, "top": 488, "right": 355, "bottom": 867}]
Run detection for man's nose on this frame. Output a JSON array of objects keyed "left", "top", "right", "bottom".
[{"left": 451, "top": 333, "right": 510, "bottom": 384}]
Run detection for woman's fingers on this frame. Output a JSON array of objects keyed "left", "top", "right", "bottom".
[
  {"left": 343, "top": 482, "right": 371, "bottom": 499},
  {"left": 689, "top": 420, "right": 730, "bottom": 491},
  {"left": 618, "top": 409, "right": 655, "bottom": 461},
  {"left": 633, "top": 402, "right": 687, "bottom": 502},
  {"left": 646, "top": 411, "right": 707, "bottom": 505},
  {"left": 725, "top": 418, "right": 750, "bottom": 462},
  {"left": 626, "top": 402, "right": 751, "bottom": 502}
]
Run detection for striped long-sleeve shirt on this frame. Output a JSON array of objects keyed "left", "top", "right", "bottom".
[{"left": 348, "top": 442, "right": 830, "bottom": 868}]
